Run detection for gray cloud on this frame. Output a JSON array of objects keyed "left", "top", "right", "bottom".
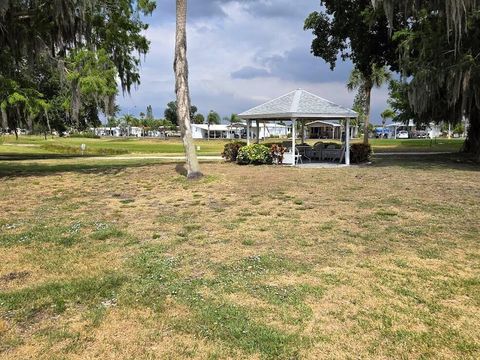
[
  {"left": 120, "top": 0, "right": 389, "bottom": 125},
  {"left": 251, "top": 47, "right": 354, "bottom": 83},
  {"left": 152, "top": 0, "right": 317, "bottom": 21},
  {"left": 242, "top": 0, "right": 316, "bottom": 19},
  {"left": 231, "top": 66, "right": 270, "bottom": 79},
  {"left": 150, "top": 1, "right": 223, "bottom": 23},
  {"left": 230, "top": 47, "right": 354, "bottom": 84}
]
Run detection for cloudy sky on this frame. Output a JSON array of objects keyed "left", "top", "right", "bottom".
[{"left": 117, "top": 0, "right": 389, "bottom": 124}]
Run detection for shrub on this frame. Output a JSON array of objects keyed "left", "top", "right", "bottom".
[
  {"left": 236, "top": 144, "right": 273, "bottom": 165},
  {"left": 69, "top": 131, "right": 100, "bottom": 139},
  {"left": 350, "top": 143, "right": 372, "bottom": 163},
  {"left": 323, "top": 142, "right": 341, "bottom": 149},
  {"left": 222, "top": 141, "right": 247, "bottom": 162},
  {"left": 270, "top": 144, "right": 287, "bottom": 164}
]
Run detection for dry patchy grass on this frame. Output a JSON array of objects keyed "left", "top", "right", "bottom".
[{"left": 0, "top": 158, "right": 479, "bottom": 359}]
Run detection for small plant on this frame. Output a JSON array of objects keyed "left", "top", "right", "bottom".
[
  {"left": 242, "top": 239, "right": 255, "bottom": 246},
  {"left": 270, "top": 144, "right": 287, "bottom": 164},
  {"left": 350, "top": 143, "right": 372, "bottom": 163},
  {"left": 222, "top": 141, "right": 247, "bottom": 162},
  {"left": 236, "top": 144, "right": 273, "bottom": 165}
]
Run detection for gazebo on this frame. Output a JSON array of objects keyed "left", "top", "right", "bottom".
[{"left": 238, "top": 89, "right": 358, "bottom": 166}]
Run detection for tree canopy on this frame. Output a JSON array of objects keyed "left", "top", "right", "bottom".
[
  {"left": 207, "top": 111, "right": 221, "bottom": 125},
  {"left": 0, "top": 0, "right": 156, "bottom": 133},
  {"left": 164, "top": 101, "right": 198, "bottom": 127},
  {"left": 306, "top": 0, "right": 480, "bottom": 158},
  {"left": 305, "top": 1, "right": 398, "bottom": 144},
  {"left": 375, "top": 1, "right": 480, "bottom": 158}
]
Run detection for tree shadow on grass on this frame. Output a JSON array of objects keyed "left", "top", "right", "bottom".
[
  {"left": 0, "top": 153, "right": 89, "bottom": 161},
  {"left": 0, "top": 160, "right": 182, "bottom": 179},
  {"left": 371, "top": 153, "right": 480, "bottom": 172}
]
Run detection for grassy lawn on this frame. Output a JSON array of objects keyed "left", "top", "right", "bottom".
[
  {"left": 366, "top": 138, "right": 464, "bottom": 153},
  {"left": 0, "top": 135, "right": 226, "bottom": 157},
  {"left": 0, "top": 135, "right": 465, "bottom": 158},
  {"left": 0, "top": 154, "right": 479, "bottom": 359}
]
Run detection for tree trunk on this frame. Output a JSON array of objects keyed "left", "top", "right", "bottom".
[
  {"left": 45, "top": 111, "right": 52, "bottom": 138},
  {"left": 363, "top": 83, "right": 372, "bottom": 145},
  {"left": 27, "top": 114, "right": 33, "bottom": 133},
  {"left": 463, "top": 107, "right": 480, "bottom": 161},
  {"left": 1, "top": 107, "right": 8, "bottom": 131},
  {"left": 174, "top": 0, "right": 203, "bottom": 179},
  {"left": 72, "top": 80, "right": 81, "bottom": 130},
  {"left": 15, "top": 106, "right": 21, "bottom": 140}
]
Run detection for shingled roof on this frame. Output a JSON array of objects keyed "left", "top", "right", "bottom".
[{"left": 238, "top": 89, "right": 357, "bottom": 120}]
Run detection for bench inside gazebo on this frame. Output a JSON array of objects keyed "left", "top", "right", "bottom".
[{"left": 238, "top": 89, "right": 358, "bottom": 166}]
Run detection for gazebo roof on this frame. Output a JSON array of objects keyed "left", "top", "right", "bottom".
[
  {"left": 238, "top": 89, "right": 357, "bottom": 120},
  {"left": 306, "top": 120, "right": 342, "bottom": 128}
]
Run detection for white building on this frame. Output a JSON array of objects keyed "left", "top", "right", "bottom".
[
  {"left": 92, "top": 127, "right": 122, "bottom": 137},
  {"left": 191, "top": 124, "right": 237, "bottom": 139},
  {"left": 306, "top": 120, "right": 343, "bottom": 140},
  {"left": 191, "top": 123, "right": 289, "bottom": 140},
  {"left": 92, "top": 126, "right": 143, "bottom": 137},
  {"left": 386, "top": 121, "right": 444, "bottom": 139},
  {"left": 253, "top": 122, "right": 290, "bottom": 139}
]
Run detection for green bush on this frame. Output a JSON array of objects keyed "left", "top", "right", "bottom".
[
  {"left": 69, "top": 131, "right": 100, "bottom": 139},
  {"left": 222, "top": 141, "right": 247, "bottom": 162},
  {"left": 350, "top": 143, "right": 372, "bottom": 163},
  {"left": 236, "top": 144, "right": 273, "bottom": 165},
  {"left": 323, "top": 142, "right": 341, "bottom": 149}
]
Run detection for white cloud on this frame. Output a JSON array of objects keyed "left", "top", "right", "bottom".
[{"left": 117, "top": 0, "right": 389, "bottom": 124}]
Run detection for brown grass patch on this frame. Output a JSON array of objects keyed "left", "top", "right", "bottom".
[{"left": 1, "top": 160, "right": 479, "bottom": 359}]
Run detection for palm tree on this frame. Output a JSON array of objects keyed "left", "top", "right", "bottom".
[
  {"left": 380, "top": 108, "right": 395, "bottom": 138},
  {"left": 207, "top": 110, "right": 220, "bottom": 140},
  {"left": 228, "top": 113, "right": 241, "bottom": 124},
  {"left": 347, "top": 65, "right": 391, "bottom": 144},
  {"left": 174, "top": 0, "right": 202, "bottom": 179},
  {"left": 119, "top": 114, "right": 136, "bottom": 136}
]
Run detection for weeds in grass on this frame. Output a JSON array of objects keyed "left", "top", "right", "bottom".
[
  {"left": 41, "top": 143, "right": 129, "bottom": 155},
  {"left": 0, "top": 160, "right": 479, "bottom": 359},
  {"left": 0, "top": 274, "right": 126, "bottom": 322}
]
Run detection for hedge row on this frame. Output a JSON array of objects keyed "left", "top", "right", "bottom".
[{"left": 222, "top": 142, "right": 372, "bottom": 165}]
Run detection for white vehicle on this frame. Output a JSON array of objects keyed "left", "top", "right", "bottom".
[{"left": 397, "top": 130, "right": 409, "bottom": 139}]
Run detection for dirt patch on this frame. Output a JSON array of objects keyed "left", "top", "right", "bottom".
[{"left": 0, "top": 271, "right": 30, "bottom": 283}]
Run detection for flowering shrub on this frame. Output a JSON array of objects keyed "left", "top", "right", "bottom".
[
  {"left": 222, "top": 141, "right": 247, "bottom": 162},
  {"left": 236, "top": 144, "right": 273, "bottom": 165},
  {"left": 270, "top": 144, "right": 287, "bottom": 164}
]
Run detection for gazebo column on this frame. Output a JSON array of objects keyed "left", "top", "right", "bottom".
[
  {"left": 291, "top": 118, "right": 297, "bottom": 166},
  {"left": 345, "top": 118, "right": 351, "bottom": 165},
  {"left": 247, "top": 120, "right": 251, "bottom": 145},
  {"left": 301, "top": 121, "right": 305, "bottom": 143},
  {"left": 256, "top": 120, "right": 260, "bottom": 144}
]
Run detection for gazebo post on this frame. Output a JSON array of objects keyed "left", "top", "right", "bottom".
[
  {"left": 301, "top": 121, "right": 305, "bottom": 144},
  {"left": 345, "top": 118, "right": 351, "bottom": 165},
  {"left": 291, "top": 118, "right": 297, "bottom": 166},
  {"left": 256, "top": 120, "right": 260, "bottom": 144},
  {"left": 247, "top": 120, "right": 251, "bottom": 145}
]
